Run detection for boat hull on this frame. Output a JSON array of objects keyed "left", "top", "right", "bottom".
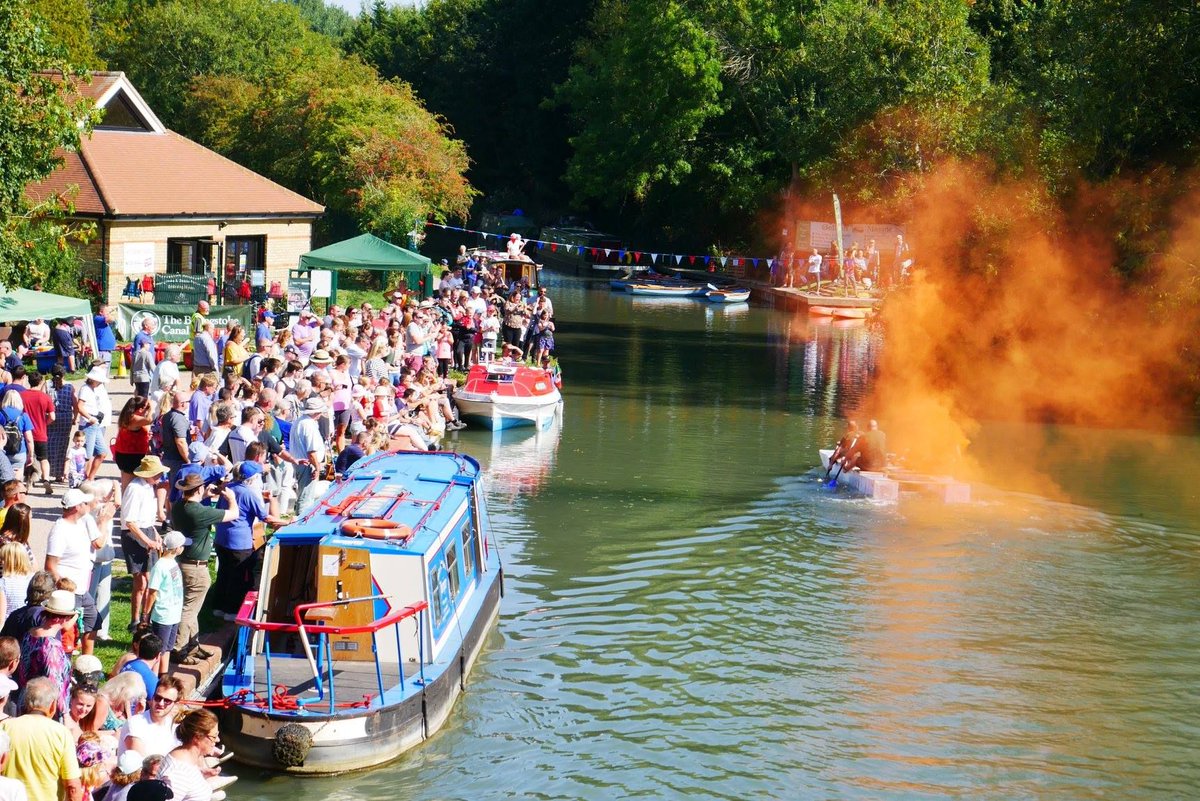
[
  {"left": 705, "top": 289, "right": 750, "bottom": 303},
  {"left": 219, "top": 575, "right": 502, "bottom": 775},
  {"left": 455, "top": 392, "right": 562, "bottom": 430},
  {"left": 624, "top": 284, "right": 704, "bottom": 297},
  {"left": 818, "top": 449, "right": 970, "bottom": 503}
]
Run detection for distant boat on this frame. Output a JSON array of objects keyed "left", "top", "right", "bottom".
[
  {"left": 704, "top": 288, "right": 750, "bottom": 303},
  {"left": 830, "top": 307, "right": 869, "bottom": 319},
  {"left": 220, "top": 451, "right": 503, "bottom": 774},
  {"left": 454, "top": 362, "right": 563, "bottom": 430},
  {"left": 624, "top": 283, "right": 705, "bottom": 297},
  {"left": 808, "top": 306, "right": 837, "bottom": 316}
]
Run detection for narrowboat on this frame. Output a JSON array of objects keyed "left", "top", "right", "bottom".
[
  {"left": 219, "top": 451, "right": 503, "bottom": 774},
  {"left": 454, "top": 362, "right": 563, "bottom": 430}
]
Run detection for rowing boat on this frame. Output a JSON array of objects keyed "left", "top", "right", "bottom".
[
  {"left": 704, "top": 288, "right": 750, "bottom": 303},
  {"left": 818, "top": 449, "right": 971, "bottom": 503}
]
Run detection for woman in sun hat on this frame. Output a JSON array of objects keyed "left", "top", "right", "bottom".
[{"left": 16, "top": 588, "right": 78, "bottom": 711}]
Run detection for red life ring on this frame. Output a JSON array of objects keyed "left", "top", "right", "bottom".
[{"left": 340, "top": 519, "right": 413, "bottom": 541}]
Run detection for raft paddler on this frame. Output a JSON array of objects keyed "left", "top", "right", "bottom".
[
  {"left": 842, "top": 419, "right": 887, "bottom": 472},
  {"left": 825, "top": 420, "right": 859, "bottom": 479}
]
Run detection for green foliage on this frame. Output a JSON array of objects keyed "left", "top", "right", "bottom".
[
  {"left": 0, "top": 2, "right": 98, "bottom": 290},
  {"left": 286, "top": 0, "right": 355, "bottom": 40},
  {"left": 99, "top": 0, "right": 474, "bottom": 242},
  {"left": 25, "top": 0, "right": 101, "bottom": 68}
]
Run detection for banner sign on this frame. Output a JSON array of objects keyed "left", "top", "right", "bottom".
[
  {"left": 122, "top": 243, "right": 155, "bottom": 275},
  {"left": 152, "top": 273, "right": 209, "bottom": 306},
  {"left": 802, "top": 221, "right": 904, "bottom": 252},
  {"left": 287, "top": 275, "right": 310, "bottom": 313},
  {"left": 116, "top": 303, "right": 252, "bottom": 344}
]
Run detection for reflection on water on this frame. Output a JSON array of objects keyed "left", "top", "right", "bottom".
[{"left": 239, "top": 275, "right": 1200, "bottom": 800}]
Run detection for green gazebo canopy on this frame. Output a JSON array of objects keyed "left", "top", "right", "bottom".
[{"left": 299, "top": 233, "right": 434, "bottom": 300}]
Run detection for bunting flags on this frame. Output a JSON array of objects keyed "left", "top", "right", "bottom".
[{"left": 421, "top": 221, "right": 783, "bottom": 272}]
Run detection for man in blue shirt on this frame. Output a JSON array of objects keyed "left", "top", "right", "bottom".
[
  {"left": 255, "top": 310, "right": 275, "bottom": 345},
  {"left": 118, "top": 632, "right": 163, "bottom": 698},
  {"left": 188, "top": 374, "right": 217, "bottom": 439},
  {"left": 95, "top": 304, "right": 118, "bottom": 367},
  {"left": 211, "top": 460, "right": 285, "bottom": 620},
  {"left": 51, "top": 318, "right": 77, "bottom": 372},
  {"left": 168, "top": 442, "right": 227, "bottom": 504}
]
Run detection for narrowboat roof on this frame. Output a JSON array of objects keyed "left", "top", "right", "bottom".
[{"left": 273, "top": 451, "right": 481, "bottom": 554}]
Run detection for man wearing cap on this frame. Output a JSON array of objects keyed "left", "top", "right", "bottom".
[
  {"left": 122, "top": 456, "right": 170, "bottom": 627},
  {"left": 170, "top": 474, "right": 238, "bottom": 663},
  {"left": 255, "top": 310, "right": 275, "bottom": 345},
  {"left": 212, "top": 461, "right": 286, "bottom": 621},
  {"left": 75, "top": 367, "right": 112, "bottom": 482},
  {"left": 142, "top": 531, "right": 185, "bottom": 673},
  {"left": 169, "top": 443, "right": 228, "bottom": 507},
  {"left": 1, "top": 676, "right": 81, "bottom": 801},
  {"left": 45, "top": 490, "right": 104, "bottom": 654},
  {"left": 288, "top": 397, "right": 327, "bottom": 502}
]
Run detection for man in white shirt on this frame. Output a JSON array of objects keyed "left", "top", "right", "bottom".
[
  {"left": 75, "top": 366, "right": 112, "bottom": 481},
  {"left": 288, "top": 397, "right": 327, "bottom": 502},
  {"left": 119, "top": 675, "right": 184, "bottom": 758},
  {"left": 122, "top": 457, "right": 167, "bottom": 626},
  {"left": 44, "top": 488, "right": 103, "bottom": 654},
  {"left": 149, "top": 343, "right": 182, "bottom": 396},
  {"left": 467, "top": 286, "right": 487, "bottom": 317}
]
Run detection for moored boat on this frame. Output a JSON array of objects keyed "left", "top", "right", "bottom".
[
  {"left": 624, "top": 282, "right": 705, "bottom": 297},
  {"left": 830, "top": 307, "right": 869, "bottom": 319},
  {"left": 219, "top": 450, "right": 503, "bottom": 774},
  {"left": 704, "top": 288, "right": 750, "bottom": 303},
  {"left": 808, "top": 306, "right": 837, "bottom": 316},
  {"left": 454, "top": 362, "right": 563, "bottom": 430}
]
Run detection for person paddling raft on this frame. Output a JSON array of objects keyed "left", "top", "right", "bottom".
[
  {"left": 842, "top": 419, "right": 887, "bottom": 473},
  {"left": 824, "top": 420, "right": 859, "bottom": 479}
]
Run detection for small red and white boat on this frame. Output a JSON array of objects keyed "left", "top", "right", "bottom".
[{"left": 455, "top": 363, "right": 563, "bottom": 430}]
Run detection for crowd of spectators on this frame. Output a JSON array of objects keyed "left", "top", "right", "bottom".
[{"left": 0, "top": 256, "right": 558, "bottom": 799}]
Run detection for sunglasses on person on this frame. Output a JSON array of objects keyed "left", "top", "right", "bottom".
[{"left": 151, "top": 694, "right": 178, "bottom": 706}]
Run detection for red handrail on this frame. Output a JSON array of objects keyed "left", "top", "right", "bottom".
[{"left": 234, "top": 591, "right": 427, "bottom": 635}]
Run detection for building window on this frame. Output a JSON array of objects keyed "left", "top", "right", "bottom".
[
  {"left": 225, "top": 236, "right": 267, "bottom": 303},
  {"left": 97, "top": 92, "right": 151, "bottom": 131},
  {"left": 166, "top": 239, "right": 211, "bottom": 275}
]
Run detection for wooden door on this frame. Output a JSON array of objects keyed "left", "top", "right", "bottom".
[{"left": 311, "top": 546, "right": 375, "bottom": 662}]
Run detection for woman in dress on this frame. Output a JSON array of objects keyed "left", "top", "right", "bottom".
[
  {"left": 533, "top": 311, "right": 556, "bottom": 363},
  {"left": 47, "top": 365, "right": 76, "bottom": 483}
]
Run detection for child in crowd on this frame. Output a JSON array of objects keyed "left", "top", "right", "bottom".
[
  {"left": 143, "top": 531, "right": 184, "bottom": 674},
  {"left": 435, "top": 323, "right": 454, "bottom": 378},
  {"left": 55, "top": 576, "right": 81, "bottom": 655},
  {"left": 67, "top": 430, "right": 88, "bottom": 488}
]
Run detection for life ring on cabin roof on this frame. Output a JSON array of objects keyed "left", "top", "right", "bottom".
[{"left": 340, "top": 518, "right": 414, "bottom": 541}]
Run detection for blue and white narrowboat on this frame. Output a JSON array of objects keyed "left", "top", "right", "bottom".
[{"left": 219, "top": 451, "right": 502, "bottom": 774}]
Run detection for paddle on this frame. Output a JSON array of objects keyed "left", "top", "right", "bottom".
[
  {"left": 706, "top": 283, "right": 718, "bottom": 291},
  {"left": 826, "top": 459, "right": 844, "bottom": 489}
]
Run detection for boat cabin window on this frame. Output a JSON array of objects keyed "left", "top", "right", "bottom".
[
  {"left": 446, "top": 543, "right": 460, "bottom": 600},
  {"left": 486, "top": 371, "right": 515, "bottom": 384},
  {"left": 460, "top": 519, "right": 477, "bottom": 584}
]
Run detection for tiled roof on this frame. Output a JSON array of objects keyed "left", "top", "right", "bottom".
[
  {"left": 26, "top": 72, "right": 324, "bottom": 219},
  {"left": 26, "top": 150, "right": 106, "bottom": 216}
]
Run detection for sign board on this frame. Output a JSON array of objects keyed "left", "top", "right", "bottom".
[
  {"left": 122, "top": 243, "right": 155, "bottom": 274},
  {"left": 153, "top": 273, "right": 209, "bottom": 306},
  {"left": 309, "top": 269, "right": 332, "bottom": 298},
  {"left": 797, "top": 221, "right": 905, "bottom": 251},
  {"left": 250, "top": 269, "right": 266, "bottom": 288},
  {"left": 287, "top": 275, "right": 310, "bottom": 313},
  {"left": 116, "top": 303, "right": 253, "bottom": 343}
]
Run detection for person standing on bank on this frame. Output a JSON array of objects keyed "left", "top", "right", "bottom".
[
  {"left": 122, "top": 457, "right": 169, "bottom": 629},
  {"left": 75, "top": 366, "right": 113, "bottom": 482},
  {"left": 169, "top": 474, "right": 238, "bottom": 665},
  {"left": 45, "top": 489, "right": 106, "bottom": 655},
  {"left": 212, "top": 461, "right": 286, "bottom": 621},
  {"left": 287, "top": 397, "right": 327, "bottom": 503}
]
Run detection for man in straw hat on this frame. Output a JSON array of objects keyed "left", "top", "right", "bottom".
[
  {"left": 45, "top": 488, "right": 101, "bottom": 655},
  {"left": 287, "top": 397, "right": 327, "bottom": 502},
  {"left": 169, "top": 475, "right": 237, "bottom": 665},
  {"left": 75, "top": 366, "right": 112, "bottom": 481},
  {"left": 122, "top": 456, "right": 170, "bottom": 629}
]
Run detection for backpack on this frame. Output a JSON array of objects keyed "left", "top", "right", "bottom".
[
  {"left": 242, "top": 353, "right": 261, "bottom": 381},
  {"left": 3, "top": 411, "right": 21, "bottom": 456}
]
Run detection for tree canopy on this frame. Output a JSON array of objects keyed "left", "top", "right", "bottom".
[{"left": 0, "top": 2, "right": 97, "bottom": 289}]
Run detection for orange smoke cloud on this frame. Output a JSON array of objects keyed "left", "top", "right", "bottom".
[{"left": 830, "top": 160, "right": 1200, "bottom": 491}]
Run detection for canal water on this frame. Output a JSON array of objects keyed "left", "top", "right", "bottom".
[{"left": 240, "top": 274, "right": 1200, "bottom": 799}]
